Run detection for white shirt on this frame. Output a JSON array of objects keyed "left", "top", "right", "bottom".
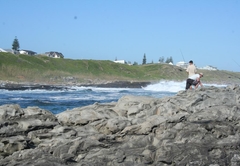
[{"left": 188, "top": 74, "right": 200, "bottom": 80}]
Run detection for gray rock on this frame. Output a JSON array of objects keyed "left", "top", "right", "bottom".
[{"left": 1, "top": 85, "right": 240, "bottom": 165}]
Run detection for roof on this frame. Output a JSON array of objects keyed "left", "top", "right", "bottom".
[
  {"left": 0, "top": 48, "right": 7, "bottom": 52},
  {"left": 20, "top": 50, "right": 37, "bottom": 54},
  {"left": 45, "top": 51, "right": 64, "bottom": 58}
]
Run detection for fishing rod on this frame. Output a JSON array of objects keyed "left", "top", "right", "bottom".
[
  {"left": 220, "top": 59, "right": 240, "bottom": 80},
  {"left": 180, "top": 49, "right": 185, "bottom": 62},
  {"left": 232, "top": 59, "right": 240, "bottom": 68}
]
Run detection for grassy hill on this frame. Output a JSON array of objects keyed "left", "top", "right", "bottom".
[{"left": 0, "top": 52, "right": 240, "bottom": 85}]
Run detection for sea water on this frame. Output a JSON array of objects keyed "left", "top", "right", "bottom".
[{"left": 0, "top": 81, "right": 226, "bottom": 114}]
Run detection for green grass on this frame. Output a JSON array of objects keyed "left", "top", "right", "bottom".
[{"left": 0, "top": 52, "right": 240, "bottom": 84}]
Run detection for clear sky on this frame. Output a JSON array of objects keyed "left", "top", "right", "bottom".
[{"left": 1, "top": 0, "right": 240, "bottom": 72}]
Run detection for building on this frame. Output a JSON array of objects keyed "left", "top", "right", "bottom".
[
  {"left": 198, "top": 65, "right": 218, "bottom": 71},
  {"left": 176, "top": 61, "right": 188, "bottom": 69},
  {"left": 45, "top": 51, "right": 64, "bottom": 58},
  {"left": 113, "top": 60, "right": 127, "bottom": 64},
  {"left": 0, "top": 48, "right": 19, "bottom": 54},
  {"left": 0, "top": 48, "right": 7, "bottom": 52},
  {"left": 19, "top": 50, "right": 37, "bottom": 55}
]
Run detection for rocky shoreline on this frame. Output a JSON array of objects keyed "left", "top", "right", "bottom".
[
  {"left": 0, "top": 79, "right": 234, "bottom": 91},
  {"left": 1, "top": 84, "right": 240, "bottom": 165},
  {"left": 0, "top": 80, "right": 152, "bottom": 90}
]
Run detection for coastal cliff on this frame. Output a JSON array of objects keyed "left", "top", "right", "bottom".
[
  {"left": 1, "top": 85, "right": 240, "bottom": 165},
  {"left": 1, "top": 52, "right": 240, "bottom": 86}
]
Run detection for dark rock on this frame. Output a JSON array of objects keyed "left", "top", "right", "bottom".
[
  {"left": 0, "top": 81, "right": 151, "bottom": 91},
  {"left": 86, "top": 81, "right": 152, "bottom": 88},
  {"left": 0, "top": 83, "right": 68, "bottom": 91}
]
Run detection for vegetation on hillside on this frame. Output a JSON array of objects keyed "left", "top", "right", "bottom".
[
  {"left": 12, "top": 36, "right": 20, "bottom": 51},
  {"left": 0, "top": 52, "right": 240, "bottom": 85}
]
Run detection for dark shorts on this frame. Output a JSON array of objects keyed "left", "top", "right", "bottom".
[
  {"left": 186, "top": 79, "right": 198, "bottom": 90},
  {"left": 192, "top": 80, "right": 199, "bottom": 86}
]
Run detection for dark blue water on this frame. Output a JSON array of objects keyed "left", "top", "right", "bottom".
[
  {"left": 0, "top": 86, "right": 176, "bottom": 114},
  {"left": 0, "top": 81, "right": 226, "bottom": 114}
]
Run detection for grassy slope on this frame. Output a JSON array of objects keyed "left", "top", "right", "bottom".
[{"left": 0, "top": 52, "right": 240, "bottom": 84}]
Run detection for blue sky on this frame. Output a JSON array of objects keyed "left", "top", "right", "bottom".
[{"left": 1, "top": 0, "right": 240, "bottom": 72}]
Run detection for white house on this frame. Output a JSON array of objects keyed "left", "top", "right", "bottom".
[
  {"left": 19, "top": 50, "right": 37, "bottom": 55},
  {"left": 176, "top": 61, "right": 188, "bottom": 69},
  {"left": 44, "top": 51, "right": 64, "bottom": 58},
  {"left": 0, "top": 48, "right": 7, "bottom": 52},
  {"left": 0, "top": 48, "right": 18, "bottom": 54},
  {"left": 113, "top": 60, "right": 127, "bottom": 64},
  {"left": 198, "top": 65, "right": 218, "bottom": 71}
]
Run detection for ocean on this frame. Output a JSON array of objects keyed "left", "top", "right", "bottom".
[{"left": 0, "top": 81, "right": 226, "bottom": 114}]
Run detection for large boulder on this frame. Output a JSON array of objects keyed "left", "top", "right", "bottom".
[{"left": 0, "top": 85, "right": 240, "bottom": 165}]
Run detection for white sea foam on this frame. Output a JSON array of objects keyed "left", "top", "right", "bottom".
[
  {"left": 142, "top": 80, "right": 227, "bottom": 93},
  {"left": 70, "top": 86, "right": 133, "bottom": 92},
  {"left": 143, "top": 81, "right": 185, "bottom": 92}
]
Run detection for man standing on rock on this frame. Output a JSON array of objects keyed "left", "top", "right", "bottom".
[
  {"left": 186, "top": 73, "right": 204, "bottom": 90},
  {"left": 186, "top": 60, "right": 197, "bottom": 77}
]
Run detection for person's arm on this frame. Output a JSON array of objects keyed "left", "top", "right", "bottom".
[{"left": 195, "top": 80, "right": 203, "bottom": 89}]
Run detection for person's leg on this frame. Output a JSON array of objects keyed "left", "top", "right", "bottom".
[
  {"left": 186, "top": 79, "right": 192, "bottom": 90},
  {"left": 195, "top": 83, "right": 199, "bottom": 89},
  {"left": 185, "top": 79, "right": 189, "bottom": 90}
]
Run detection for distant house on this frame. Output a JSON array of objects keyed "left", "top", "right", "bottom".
[
  {"left": 19, "top": 49, "right": 37, "bottom": 55},
  {"left": 176, "top": 61, "right": 188, "bottom": 69},
  {"left": 45, "top": 51, "right": 64, "bottom": 58},
  {"left": 0, "top": 48, "right": 7, "bottom": 52},
  {"left": 0, "top": 48, "right": 18, "bottom": 54},
  {"left": 198, "top": 65, "right": 218, "bottom": 71},
  {"left": 113, "top": 60, "right": 127, "bottom": 64}
]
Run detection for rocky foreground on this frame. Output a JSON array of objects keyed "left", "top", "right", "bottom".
[{"left": 1, "top": 85, "right": 240, "bottom": 166}]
